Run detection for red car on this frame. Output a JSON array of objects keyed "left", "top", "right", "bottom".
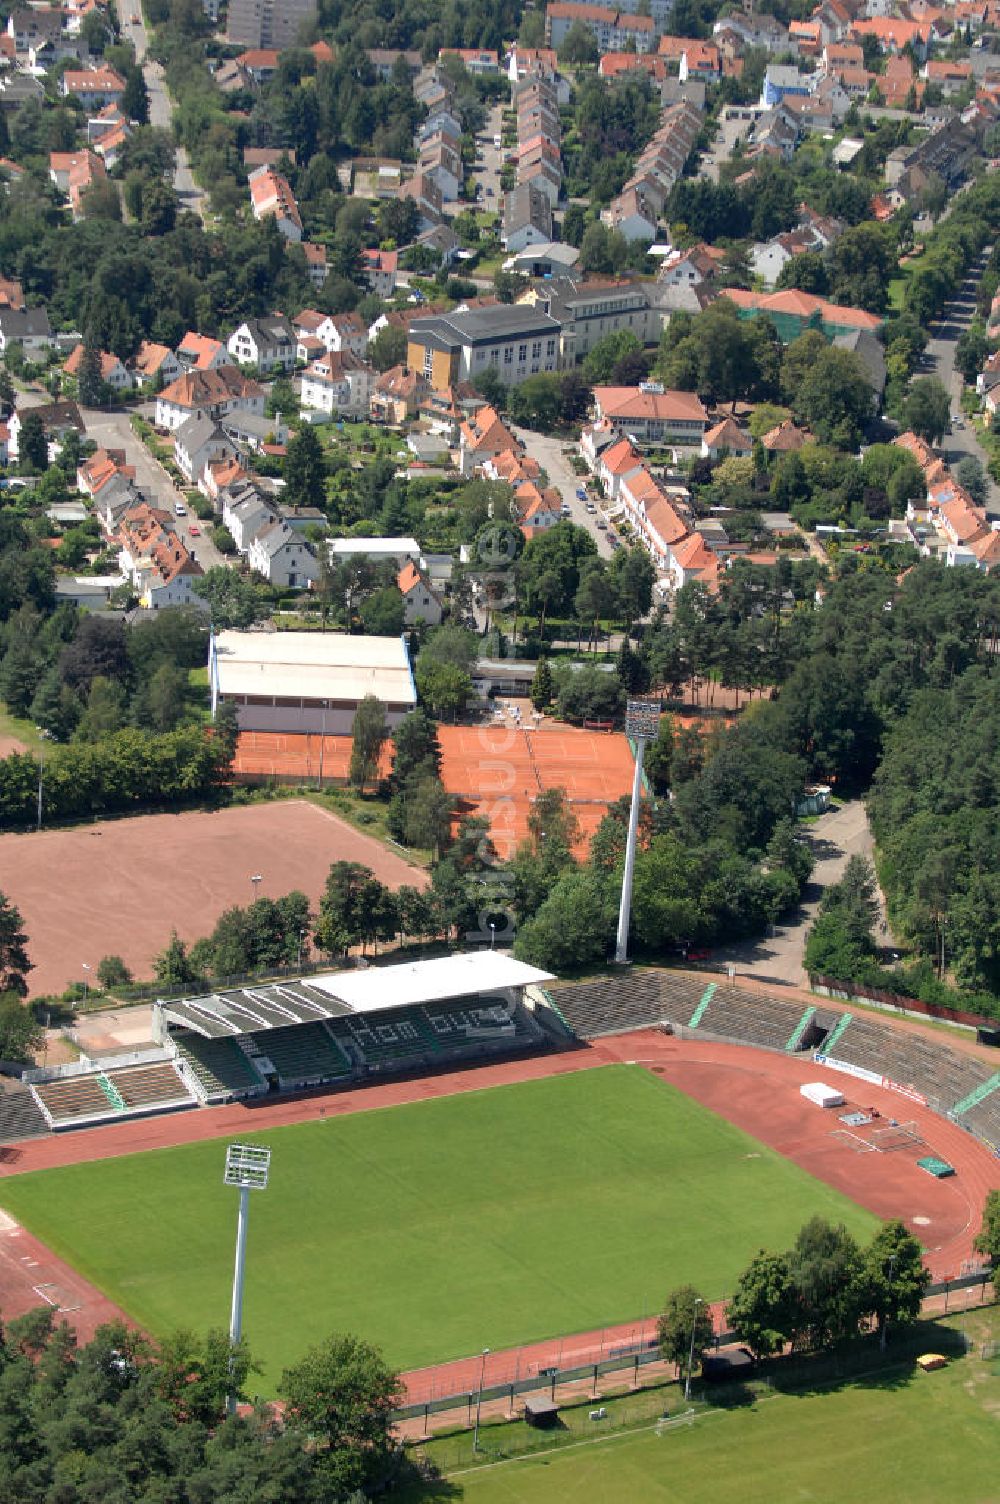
[{"left": 188, "top": 525, "right": 200, "bottom": 536}]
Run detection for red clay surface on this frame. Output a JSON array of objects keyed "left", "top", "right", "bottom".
[
  {"left": 0, "top": 1211, "right": 130, "bottom": 1343},
  {"left": 0, "top": 733, "right": 27, "bottom": 759},
  {"left": 2, "top": 800, "right": 427, "bottom": 997},
  {"left": 232, "top": 725, "right": 637, "bottom": 860},
  {"left": 0, "top": 1029, "right": 995, "bottom": 1393}
]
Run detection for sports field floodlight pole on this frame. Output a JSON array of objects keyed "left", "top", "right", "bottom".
[
  {"left": 685, "top": 1297, "right": 703, "bottom": 1402},
  {"left": 473, "top": 1347, "right": 490, "bottom": 1453},
  {"left": 224, "top": 1142, "right": 271, "bottom": 1417},
  {"left": 615, "top": 698, "right": 661, "bottom": 965}
]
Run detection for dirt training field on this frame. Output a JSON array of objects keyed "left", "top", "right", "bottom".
[{"left": 2, "top": 800, "right": 427, "bottom": 996}]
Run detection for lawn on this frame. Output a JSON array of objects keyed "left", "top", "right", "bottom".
[
  {"left": 419, "top": 1310, "right": 1000, "bottom": 1503},
  {"left": 0, "top": 1067, "right": 876, "bottom": 1390}
]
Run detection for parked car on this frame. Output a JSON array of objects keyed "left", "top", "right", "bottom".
[{"left": 188, "top": 525, "right": 201, "bottom": 536}]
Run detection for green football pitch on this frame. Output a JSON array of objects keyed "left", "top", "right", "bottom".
[
  {"left": 0, "top": 1065, "right": 876, "bottom": 1388},
  {"left": 421, "top": 1316, "right": 1000, "bottom": 1504}
]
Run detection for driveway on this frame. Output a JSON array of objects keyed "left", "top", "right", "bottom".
[
  {"left": 117, "top": 0, "right": 207, "bottom": 222},
  {"left": 710, "top": 799, "right": 895, "bottom": 988},
  {"left": 923, "top": 249, "right": 998, "bottom": 515},
  {"left": 82, "top": 407, "right": 228, "bottom": 570},
  {"left": 511, "top": 425, "right": 614, "bottom": 558}
]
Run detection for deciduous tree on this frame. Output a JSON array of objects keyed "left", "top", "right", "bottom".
[{"left": 349, "top": 694, "right": 387, "bottom": 792}]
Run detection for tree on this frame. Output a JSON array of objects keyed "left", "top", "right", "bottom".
[
  {"left": 727, "top": 1250, "right": 795, "bottom": 1360},
  {"left": 580, "top": 221, "right": 632, "bottom": 272},
  {"left": 974, "top": 1189, "right": 1000, "bottom": 1296},
  {"left": 284, "top": 425, "right": 326, "bottom": 509},
  {"left": 349, "top": 695, "right": 387, "bottom": 792},
  {"left": 657, "top": 1285, "right": 714, "bottom": 1378},
  {"left": 859, "top": 1220, "right": 930, "bottom": 1346},
  {"left": 193, "top": 567, "right": 266, "bottom": 628},
  {"left": 369, "top": 324, "right": 407, "bottom": 372},
  {"left": 528, "top": 786, "right": 581, "bottom": 866},
  {"left": 122, "top": 66, "right": 150, "bottom": 125},
  {"left": 390, "top": 708, "right": 440, "bottom": 792},
  {"left": 583, "top": 330, "right": 642, "bottom": 386},
  {"left": 403, "top": 776, "right": 452, "bottom": 855},
  {"left": 955, "top": 454, "right": 987, "bottom": 505},
  {"left": 559, "top": 17, "right": 600, "bottom": 62},
  {"left": 506, "top": 374, "right": 563, "bottom": 431},
  {"left": 281, "top": 1334, "right": 403, "bottom": 1500},
  {"left": 314, "top": 862, "right": 372, "bottom": 956},
  {"left": 75, "top": 675, "right": 127, "bottom": 741},
  {"left": 76, "top": 343, "right": 105, "bottom": 408},
  {"left": 18, "top": 411, "right": 47, "bottom": 472},
  {"left": 152, "top": 930, "right": 203, "bottom": 990},
  {"left": 415, "top": 659, "right": 471, "bottom": 720},
  {"left": 795, "top": 346, "right": 876, "bottom": 450},
  {"left": 788, "top": 1217, "right": 864, "bottom": 1350},
  {"left": 902, "top": 377, "right": 951, "bottom": 445},
  {"left": 530, "top": 656, "right": 553, "bottom": 710},
  {"left": 359, "top": 585, "right": 405, "bottom": 635},
  {"left": 513, "top": 869, "right": 612, "bottom": 970},
  {"left": 0, "top": 892, "right": 31, "bottom": 998},
  {"left": 97, "top": 954, "right": 133, "bottom": 989},
  {"left": 0, "top": 991, "right": 41, "bottom": 1061},
  {"left": 575, "top": 559, "right": 617, "bottom": 651}
]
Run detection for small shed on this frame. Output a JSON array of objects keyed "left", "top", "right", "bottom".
[
  {"left": 800, "top": 1081, "right": 844, "bottom": 1109},
  {"left": 523, "top": 1394, "right": 560, "bottom": 1427},
  {"left": 702, "top": 1347, "right": 756, "bottom": 1383}
]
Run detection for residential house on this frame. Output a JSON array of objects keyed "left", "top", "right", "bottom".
[
  {"left": 517, "top": 482, "right": 564, "bottom": 538},
  {"left": 221, "top": 410, "right": 289, "bottom": 454},
  {"left": 362, "top": 248, "right": 398, "bottom": 298},
  {"left": 300, "top": 351, "right": 374, "bottom": 418},
  {"left": 220, "top": 479, "right": 273, "bottom": 551},
  {"left": 761, "top": 65, "right": 811, "bottom": 106},
  {"left": 397, "top": 561, "right": 444, "bottom": 624},
  {"left": 7, "top": 7, "right": 63, "bottom": 55},
  {"left": 132, "top": 340, "right": 182, "bottom": 390},
  {"left": 602, "top": 185, "right": 659, "bottom": 243},
  {"left": 701, "top": 418, "right": 753, "bottom": 458},
  {"left": 762, "top": 418, "right": 809, "bottom": 452},
  {"left": 227, "top": 315, "right": 296, "bottom": 373},
  {"left": 437, "top": 48, "right": 500, "bottom": 74},
  {"left": 352, "top": 157, "right": 408, "bottom": 199},
  {"left": 64, "top": 344, "right": 132, "bottom": 393},
  {"left": 680, "top": 42, "right": 721, "bottom": 81},
  {"left": 177, "top": 332, "right": 229, "bottom": 371},
  {"left": 49, "top": 149, "right": 107, "bottom": 218},
  {"left": 591, "top": 434, "right": 644, "bottom": 497},
  {"left": 502, "top": 183, "right": 553, "bottom": 253},
  {"left": 370, "top": 365, "right": 426, "bottom": 424},
  {"left": 924, "top": 59, "right": 973, "bottom": 95},
  {"left": 0, "top": 307, "right": 52, "bottom": 356},
  {"left": 301, "top": 242, "right": 329, "bottom": 289},
  {"left": 154, "top": 366, "right": 266, "bottom": 431},
  {"left": 367, "top": 47, "right": 422, "bottom": 79},
  {"left": 398, "top": 171, "right": 445, "bottom": 232},
  {"left": 247, "top": 521, "right": 318, "bottom": 588},
  {"left": 457, "top": 404, "right": 520, "bottom": 475},
  {"left": 235, "top": 48, "right": 280, "bottom": 84},
  {"left": 666, "top": 530, "right": 721, "bottom": 591},
  {"left": 322, "top": 312, "right": 368, "bottom": 358},
  {"left": 418, "top": 130, "right": 463, "bottom": 201},
  {"left": 61, "top": 67, "right": 126, "bottom": 112},
  {"left": 248, "top": 166, "right": 302, "bottom": 240},
  {"left": 591, "top": 384, "right": 708, "bottom": 446},
  {"left": 173, "top": 415, "right": 236, "bottom": 485}
]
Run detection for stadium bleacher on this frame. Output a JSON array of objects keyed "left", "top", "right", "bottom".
[
  {"left": 174, "top": 1034, "right": 266, "bottom": 1102},
  {"left": 32, "top": 1073, "right": 120, "bottom": 1126},
  {"left": 30, "top": 1062, "right": 196, "bottom": 1128},
  {"left": 825, "top": 1014, "right": 995, "bottom": 1112},
  {"left": 0, "top": 1082, "right": 49, "bottom": 1141},
  {"left": 551, "top": 971, "right": 668, "bottom": 1037},
  {"left": 958, "top": 1088, "right": 1000, "bottom": 1149},
  {"left": 247, "top": 1022, "right": 352, "bottom": 1089},
  {"left": 687, "top": 984, "right": 806, "bottom": 1051},
  {"left": 111, "top": 1063, "right": 194, "bottom": 1112}
]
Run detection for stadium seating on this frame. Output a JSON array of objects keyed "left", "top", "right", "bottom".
[
  {"left": 0, "top": 1083, "right": 49, "bottom": 1141},
  {"left": 173, "top": 1035, "right": 265, "bottom": 1102},
  {"left": 250, "top": 1023, "right": 351, "bottom": 1088},
  {"left": 32, "top": 1073, "right": 119, "bottom": 1126},
  {"left": 826, "top": 1014, "right": 995, "bottom": 1112},
  {"left": 689, "top": 985, "right": 805, "bottom": 1052},
  {"left": 958, "top": 1089, "right": 1000, "bottom": 1149},
  {"left": 337, "top": 1007, "right": 440, "bottom": 1069},
  {"left": 552, "top": 971, "right": 669, "bottom": 1037},
  {"left": 108, "top": 1063, "right": 194, "bottom": 1112}
]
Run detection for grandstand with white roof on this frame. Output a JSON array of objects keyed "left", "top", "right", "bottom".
[{"left": 19, "top": 954, "right": 555, "bottom": 1130}]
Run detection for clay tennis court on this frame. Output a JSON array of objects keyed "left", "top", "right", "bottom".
[
  {"left": 1, "top": 800, "right": 426, "bottom": 997},
  {"left": 0, "top": 734, "right": 27, "bottom": 759},
  {"left": 231, "top": 723, "right": 637, "bottom": 860}
]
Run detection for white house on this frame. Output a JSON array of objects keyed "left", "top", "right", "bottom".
[
  {"left": 154, "top": 366, "right": 266, "bottom": 432},
  {"left": 0, "top": 307, "right": 52, "bottom": 356},
  {"left": 300, "top": 352, "right": 374, "bottom": 418},
  {"left": 173, "top": 415, "right": 237, "bottom": 485},
  {"left": 226, "top": 316, "right": 296, "bottom": 374},
  {"left": 247, "top": 520, "right": 318, "bottom": 589},
  {"left": 362, "top": 248, "right": 398, "bottom": 298}
]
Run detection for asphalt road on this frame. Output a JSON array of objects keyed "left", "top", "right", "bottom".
[
  {"left": 923, "top": 248, "right": 998, "bottom": 515},
  {"left": 117, "top": 0, "right": 207, "bottom": 222},
  {"left": 710, "top": 800, "right": 895, "bottom": 989},
  {"left": 511, "top": 425, "right": 615, "bottom": 559},
  {"left": 82, "top": 407, "right": 228, "bottom": 570},
  {"left": 472, "top": 104, "right": 505, "bottom": 215}
]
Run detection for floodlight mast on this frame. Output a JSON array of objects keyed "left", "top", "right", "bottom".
[
  {"left": 224, "top": 1142, "right": 271, "bottom": 1416},
  {"left": 615, "top": 698, "right": 661, "bottom": 966}
]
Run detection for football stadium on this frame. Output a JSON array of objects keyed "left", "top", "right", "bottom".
[{"left": 0, "top": 958, "right": 996, "bottom": 1408}]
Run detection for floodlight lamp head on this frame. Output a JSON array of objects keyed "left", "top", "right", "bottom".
[
  {"left": 224, "top": 1142, "right": 271, "bottom": 1190},
  {"left": 625, "top": 697, "right": 661, "bottom": 742}
]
